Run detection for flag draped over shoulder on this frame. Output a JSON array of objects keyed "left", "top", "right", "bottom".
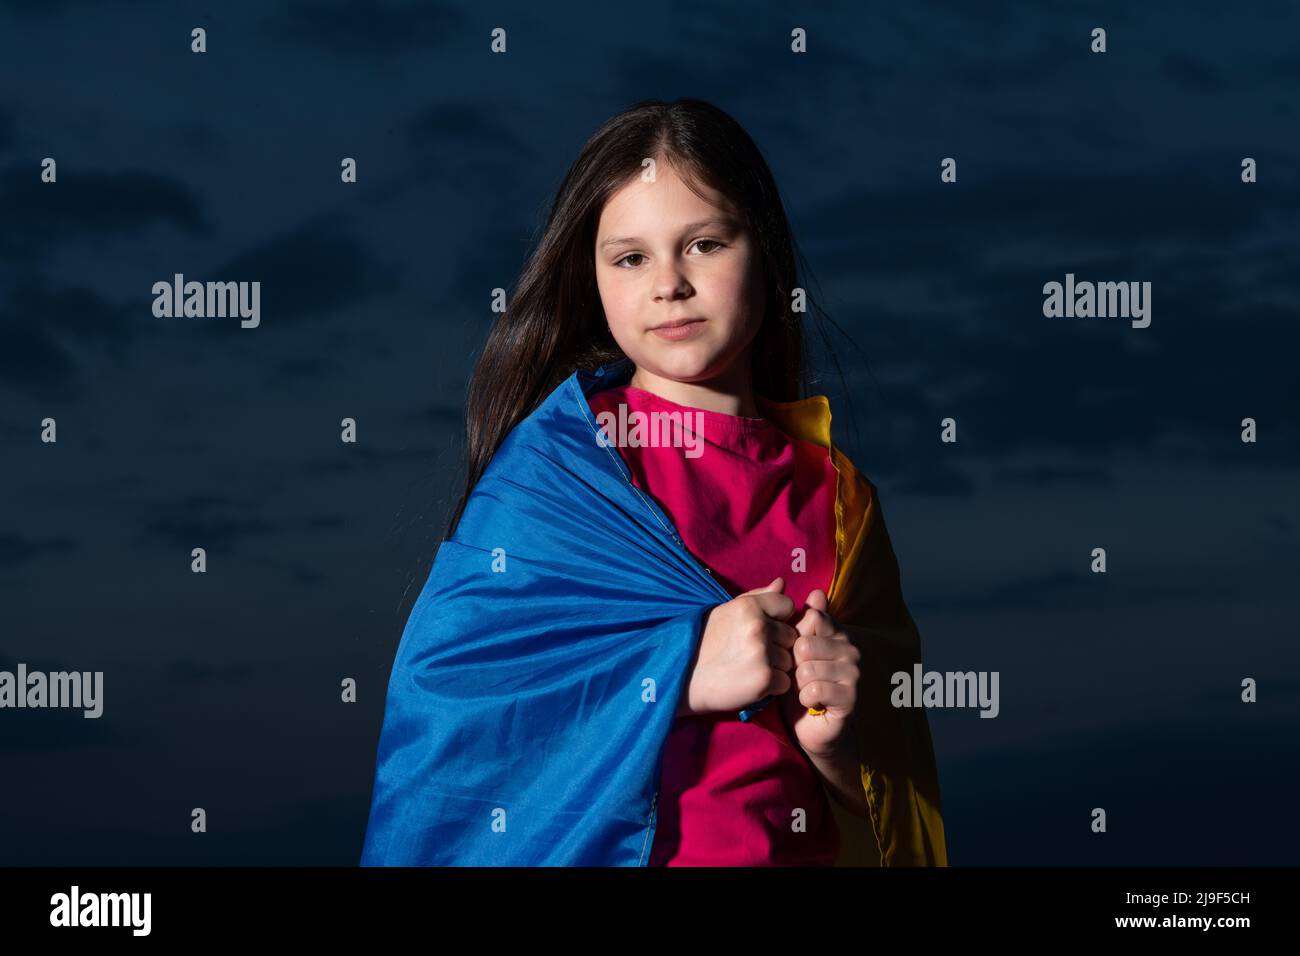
[
  {"left": 360, "top": 360, "right": 733, "bottom": 866},
  {"left": 360, "top": 357, "right": 947, "bottom": 866}
]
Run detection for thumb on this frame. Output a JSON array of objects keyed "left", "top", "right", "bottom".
[
  {"left": 741, "top": 576, "right": 785, "bottom": 597},
  {"left": 804, "top": 588, "right": 829, "bottom": 612}
]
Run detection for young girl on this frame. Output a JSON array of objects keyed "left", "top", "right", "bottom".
[{"left": 361, "top": 98, "right": 946, "bottom": 867}]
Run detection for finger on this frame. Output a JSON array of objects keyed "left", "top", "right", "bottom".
[
  {"left": 805, "top": 588, "right": 830, "bottom": 613},
  {"left": 740, "top": 576, "right": 785, "bottom": 597},
  {"left": 765, "top": 668, "right": 793, "bottom": 697},
  {"left": 767, "top": 620, "right": 799, "bottom": 650},
  {"left": 753, "top": 590, "right": 796, "bottom": 622},
  {"left": 766, "top": 642, "right": 794, "bottom": 673},
  {"left": 799, "top": 679, "right": 853, "bottom": 713},
  {"left": 795, "top": 607, "right": 838, "bottom": 640},
  {"left": 793, "top": 630, "right": 849, "bottom": 664},
  {"left": 790, "top": 605, "right": 821, "bottom": 638},
  {"left": 796, "top": 633, "right": 859, "bottom": 668},
  {"left": 794, "top": 658, "right": 857, "bottom": 687}
]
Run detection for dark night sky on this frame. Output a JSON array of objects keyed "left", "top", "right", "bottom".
[{"left": 1, "top": 0, "right": 1297, "bottom": 864}]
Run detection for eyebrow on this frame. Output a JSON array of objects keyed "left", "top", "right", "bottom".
[{"left": 598, "top": 216, "right": 740, "bottom": 250}]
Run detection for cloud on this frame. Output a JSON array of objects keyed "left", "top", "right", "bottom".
[
  {"left": 203, "top": 213, "right": 398, "bottom": 328},
  {"left": 0, "top": 166, "right": 211, "bottom": 263},
  {"left": 132, "top": 492, "right": 344, "bottom": 552},
  {"left": 1162, "top": 52, "right": 1226, "bottom": 93},
  {"left": 0, "top": 530, "right": 79, "bottom": 567},
  {"left": 0, "top": 324, "right": 79, "bottom": 395}
]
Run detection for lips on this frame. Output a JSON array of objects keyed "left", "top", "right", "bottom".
[{"left": 648, "top": 318, "right": 706, "bottom": 342}]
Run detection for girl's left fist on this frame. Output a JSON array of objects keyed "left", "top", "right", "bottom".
[{"left": 780, "top": 588, "right": 860, "bottom": 760}]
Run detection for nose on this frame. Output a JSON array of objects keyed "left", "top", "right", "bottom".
[{"left": 653, "top": 260, "right": 693, "bottom": 302}]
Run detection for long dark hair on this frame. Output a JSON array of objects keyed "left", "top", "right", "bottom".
[{"left": 444, "top": 97, "right": 863, "bottom": 540}]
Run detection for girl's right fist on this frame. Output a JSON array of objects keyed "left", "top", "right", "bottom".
[{"left": 676, "top": 577, "right": 799, "bottom": 716}]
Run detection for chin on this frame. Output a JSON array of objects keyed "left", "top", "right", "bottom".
[{"left": 646, "top": 347, "right": 726, "bottom": 383}]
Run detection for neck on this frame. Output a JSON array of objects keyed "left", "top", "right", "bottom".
[{"left": 628, "top": 356, "right": 761, "bottom": 417}]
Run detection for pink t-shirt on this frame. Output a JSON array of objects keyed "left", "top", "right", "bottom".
[{"left": 587, "top": 383, "right": 842, "bottom": 866}]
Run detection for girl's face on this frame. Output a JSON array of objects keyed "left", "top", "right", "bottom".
[{"left": 593, "top": 162, "right": 765, "bottom": 394}]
